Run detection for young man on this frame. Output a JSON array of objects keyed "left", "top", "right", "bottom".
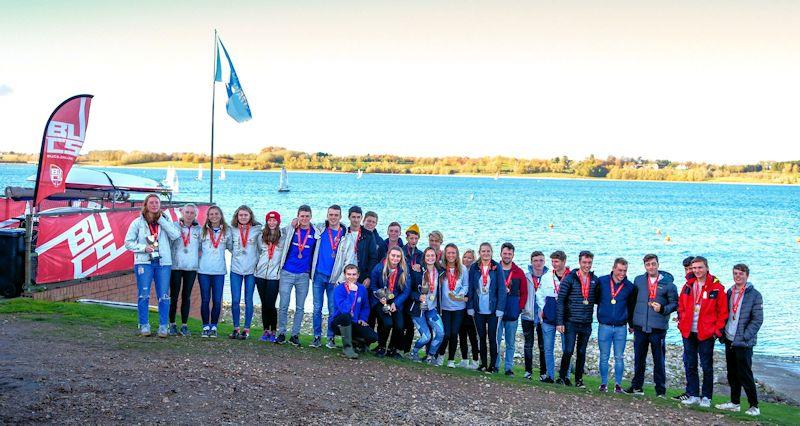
[
  {"left": 678, "top": 256, "right": 728, "bottom": 407},
  {"left": 377, "top": 221, "right": 404, "bottom": 262},
  {"left": 331, "top": 264, "right": 378, "bottom": 359},
  {"left": 346, "top": 206, "right": 379, "bottom": 288},
  {"left": 277, "top": 205, "right": 320, "bottom": 346},
  {"left": 522, "top": 251, "right": 549, "bottom": 380},
  {"left": 596, "top": 258, "right": 634, "bottom": 393},
  {"left": 495, "top": 243, "right": 528, "bottom": 375},
  {"left": 672, "top": 255, "right": 697, "bottom": 402},
  {"left": 626, "top": 254, "right": 678, "bottom": 397},
  {"left": 556, "top": 250, "right": 599, "bottom": 388},
  {"left": 309, "top": 205, "right": 357, "bottom": 349},
  {"left": 538, "top": 250, "right": 570, "bottom": 383},
  {"left": 363, "top": 211, "right": 380, "bottom": 240},
  {"left": 715, "top": 264, "right": 763, "bottom": 416}
]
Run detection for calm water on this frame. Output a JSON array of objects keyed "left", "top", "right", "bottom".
[{"left": 3, "top": 163, "right": 799, "bottom": 357}]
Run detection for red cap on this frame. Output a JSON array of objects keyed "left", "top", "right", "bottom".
[{"left": 265, "top": 211, "right": 281, "bottom": 224}]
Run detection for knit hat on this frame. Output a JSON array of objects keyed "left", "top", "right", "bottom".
[
  {"left": 405, "top": 223, "right": 420, "bottom": 236},
  {"left": 265, "top": 211, "right": 281, "bottom": 225}
]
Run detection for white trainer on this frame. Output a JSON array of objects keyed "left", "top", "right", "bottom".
[
  {"left": 699, "top": 397, "right": 711, "bottom": 408},
  {"left": 681, "top": 396, "right": 700, "bottom": 405},
  {"left": 715, "top": 402, "right": 740, "bottom": 412},
  {"left": 745, "top": 407, "right": 760, "bottom": 416}
]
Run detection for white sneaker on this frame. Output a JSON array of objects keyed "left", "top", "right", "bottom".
[
  {"left": 699, "top": 397, "right": 711, "bottom": 408},
  {"left": 447, "top": 361, "right": 456, "bottom": 368},
  {"left": 715, "top": 402, "right": 740, "bottom": 412},
  {"left": 745, "top": 407, "right": 760, "bottom": 416},
  {"left": 469, "top": 360, "right": 480, "bottom": 370},
  {"left": 681, "top": 396, "right": 700, "bottom": 405},
  {"left": 139, "top": 324, "right": 151, "bottom": 336},
  {"left": 157, "top": 325, "right": 169, "bottom": 338},
  {"left": 459, "top": 359, "right": 469, "bottom": 368},
  {"left": 435, "top": 357, "right": 444, "bottom": 367}
]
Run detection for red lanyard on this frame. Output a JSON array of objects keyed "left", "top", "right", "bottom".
[
  {"left": 447, "top": 268, "right": 458, "bottom": 291},
  {"left": 504, "top": 267, "right": 513, "bottom": 290},
  {"left": 266, "top": 242, "right": 277, "bottom": 260},
  {"left": 647, "top": 275, "right": 659, "bottom": 300},
  {"left": 428, "top": 268, "right": 437, "bottom": 293},
  {"left": 148, "top": 222, "right": 160, "bottom": 240},
  {"left": 239, "top": 224, "right": 251, "bottom": 248},
  {"left": 352, "top": 227, "right": 361, "bottom": 254},
  {"left": 180, "top": 224, "right": 191, "bottom": 247},
  {"left": 553, "top": 267, "right": 570, "bottom": 294},
  {"left": 388, "top": 269, "right": 398, "bottom": 293},
  {"left": 209, "top": 227, "right": 223, "bottom": 248},
  {"left": 532, "top": 274, "right": 541, "bottom": 291},
  {"left": 480, "top": 262, "right": 491, "bottom": 286},
  {"left": 610, "top": 277, "right": 624, "bottom": 300},
  {"left": 578, "top": 270, "right": 591, "bottom": 300},
  {"left": 327, "top": 227, "right": 343, "bottom": 251},
  {"left": 693, "top": 279, "right": 704, "bottom": 305},
  {"left": 345, "top": 282, "right": 358, "bottom": 315},
  {"left": 294, "top": 227, "right": 311, "bottom": 258},
  {"left": 731, "top": 286, "right": 745, "bottom": 315}
]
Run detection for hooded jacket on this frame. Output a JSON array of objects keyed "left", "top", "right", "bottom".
[
  {"left": 677, "top": 272, "right": 728, "bottom": 341},
  {"left": 556, "top": 269, "right": 600, "bottom": 326},
  {"left": 630, "top": 271, "right": 678, "bottom": 332},
  {"left": 169, "top": 220, "right": 202, "bottom": 271},
  {"left": 466, "top": 259, "right": 507, "bottom": 317},
  {"left": 500, "top": 262, "right": 528, "bottom": 322},
  {"left": 125, "top": 214, "right": 181, "bottom": 266},
  {"left": 724, "top": 283, "right": 763, "bottom": 348}
]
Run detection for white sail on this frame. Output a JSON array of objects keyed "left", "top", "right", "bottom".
[
  {"left": 196, "top": 164, "right": 203, "bottom": 181},
  {"left": 356, "top": 169, "right": 363, "bottom": 179},
  {"left": 278, "top": 167, "right": 289, "bottom": 192},
  {"left": 220, "top": 166, "right": 226, "bottom": 181}
]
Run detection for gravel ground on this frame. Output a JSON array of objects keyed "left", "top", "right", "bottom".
[{"left": 0, "top": 315, "right": 736, "bottom": 425}]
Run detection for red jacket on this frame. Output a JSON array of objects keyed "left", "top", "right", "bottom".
[{"left": 677, "top": 273, "right": 728, "bottom": 341}]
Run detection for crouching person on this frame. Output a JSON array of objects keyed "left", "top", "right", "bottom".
[{"left": 332, "top": 264, "right": 378, "bottom": 359}]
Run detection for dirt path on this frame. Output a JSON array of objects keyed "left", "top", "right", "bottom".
[{"left": 0, "top": 317, "right": 734, "bottom": 425}]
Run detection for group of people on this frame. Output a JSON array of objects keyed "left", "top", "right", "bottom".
[{"left": 126, "top": 194, "right": 764, "bottom": 416}]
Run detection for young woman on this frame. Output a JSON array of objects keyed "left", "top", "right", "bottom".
[
  {"left": 437, "top": 243, "right": 470, "bottom": 368},
  {"left": 458, "top": 249, "right": 480, "bottom": 369},
  {"left": 228, "top": 205, "right": 262, "bottom": 340},
  {"left": 197, "top": 205, "right": 231, "bottom": 338},
  {"left": 369, "top": 246, "right": 411, "bottom": 359},
  {"left": 255, "top": 211, "right": 283, "bottom": 342},
  {"left": 168, "top": 203, "right": 202, "bottom": 336},
  {"left": 466, "top": 242, "right": 507, "bottom": 373},
  {"left": 124, "top": 194, "right": 179, "bottom": 337},
  {"left": 409, "top": 247, "right": 445, "bottom": 363},
  {"left": 332, "top": 264, "right": 378, "bottom": 359}
]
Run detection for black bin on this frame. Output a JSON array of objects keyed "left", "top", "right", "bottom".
[{"left": 0, "top": 228, "right": 26, "bottom": 297}]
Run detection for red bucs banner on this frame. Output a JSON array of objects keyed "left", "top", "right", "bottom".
[
  {"left": 35, "top": 205, "right": 209, "bottom": 284},
  {"left": 33, "top": 94, "right": 94, "bottom": 207}
]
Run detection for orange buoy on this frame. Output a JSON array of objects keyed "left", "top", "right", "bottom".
[
  {"left": 665, "top": 235, "right": 671, "bottom": 242},
  {"left": 549, "top": 223, "right": 554, "bottom": 229},
  {"left": 796, "top": 237, "right": 800, "bottom": 243}
]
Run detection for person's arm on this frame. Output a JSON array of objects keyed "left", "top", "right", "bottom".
[
  {"left": 556, "top": 275, "right": 570, "bottom": 327},
  {"left": 369, "top": 264, "right": 382, "bottom": 306},
  {"left": 535, "top": 278, "right": 546, "bottom": 313},
  {"left": 159, "top": 215, "right": 181, "bottom": 241},
  {"left": 396, "top": 277, "right": 412, "bottom": 307},
  {"left": 124, "top": 220, "right": 147, "bottom": 252},
  {"left": 466, "top": 267, "right": 475, "bottom": 315},
  {"left": 333, "top": 285, "right": 349, "bottom": 317},
  {"left": 518, "top": 272, "right": 528, "bottom": 311},
  {"left": 741, "top": 290, "right": 763, "bottom": 343},
  {"left": 410, "top": 275, "right": 422, "bottom": 303},
  {"left": 663, "top": 283, "right": 679, "bottom": 315},
  {"left": 495, "top": 267, "right": 506, "bottom": 317},
  {"left": 714, "top": 284, "right": 729, "bottom": 338},
  {"left": 226, "top": 227, "right": 234, "bottom": 252}
]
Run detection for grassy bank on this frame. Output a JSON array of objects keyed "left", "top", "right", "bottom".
[{"left": 2, "top": 298, "right": 798, "bottom": 424}]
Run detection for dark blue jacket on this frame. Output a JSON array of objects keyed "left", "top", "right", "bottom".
[
  {"left": 724, "top": 284, "right": 763, "bottom": 348},
  {"left": 402, "top": 243, "right": 423, "bottom": 271},
  {"left": 556, "top": 269, "right": 600, "bottom": 326},
  {"left": 333, "top": 282, "right": 370, "bottom": 324},
  {"left": 466, "top": 260, "right": 507, "bottom": 316},
  {"left": 631, "top": 271, "right": 678, "bottom": 332},
  {"left": 352, "top": 226, "right": 379, "bottom": 283},
  {"left": 369, "top": 262, "right": 412, "bottom": 311},
  {"left": 377, "top": 237, "right": 404, "bottom": 263},
  {"left": 409, "top": 264, "right": 444, "bottom": 317},
  {"left": 596, "top": 274, "right": 635, "bottom": 326},
  {"left": 501, "top": 263, "right": 527, "bottom": 322}
]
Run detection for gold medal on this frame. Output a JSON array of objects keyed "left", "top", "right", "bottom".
[
  {"left": 583, "top": 299, "right": 589, "bottom": 305},
  {"left": 298, "top": 253, "right": 303, "bottom": 259},
  {"left": 610, "top": 299, "right": 616, "bottom": 305},
  {"left": 388, "top": 293, "right": 395, "bottom": 300},
  {"left": 694, "top": 304, "right": 700, "bottom": 313}
]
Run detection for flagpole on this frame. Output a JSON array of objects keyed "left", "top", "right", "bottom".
[{"left": 209, "top": 29, "right": 217, "bottom": 204}]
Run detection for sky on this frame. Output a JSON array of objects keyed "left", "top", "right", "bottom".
[{"left": 1, "top": 0, "right": 799, "bottom": 164}]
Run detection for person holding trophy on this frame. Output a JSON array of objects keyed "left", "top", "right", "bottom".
[
  {"left": 369, "top": 246, "right": 411, "bottom": 359},
  {"left": 125, "top": 194, "right": 180, "bottom": 337},
  {"left": 409, "top": 247, "right": 445, "bottom": 363}
]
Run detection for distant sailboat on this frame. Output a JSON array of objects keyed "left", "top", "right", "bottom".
[
  {"left": 162, "top": 166, "right": 179, "bottom": 193},
  {"left": 494, "top": 172, "right": 500, "bottom": 180},
  {"left": 278, "top": 167, "right": 290, "bottom": 192},
  {"left": 196, "top": 164, "right": 203, "bottom": 181},
  {"left": 220, "top": 165, "right": 226, "bottom": 181},
  {"left": 172, "top": 174, "right": 180, "bottom": 194},
  {"left": 356, "top": 169, "right": 363, "bottom": 179}
]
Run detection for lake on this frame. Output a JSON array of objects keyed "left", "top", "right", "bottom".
[{"left": 2, "top": 163, "right": 798, "bottom": 357}]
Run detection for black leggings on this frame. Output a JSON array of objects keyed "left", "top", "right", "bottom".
[
  {"left": 332, "top": 313, "right": 378, "bottom": 345},
  {"left": 401, "top": 310, "right": 415, "bottom": 352},
  {"left": 459, "top": 313, "right": 480, "bottom": 361},
  {"left": 169, "top": 270, "right": 196, "bottom": 324},
  {"left": 256, "top": 278, "right": 279, "bottom": 332},
  {"left": 376, "top": 307, "right": 405, "bottom": 350},
  {"left": 438, "top": 309, "right": 465, "bottom": 360}
]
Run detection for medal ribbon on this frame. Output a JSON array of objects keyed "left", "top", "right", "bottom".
[
  {"left": 266, "top": 242, "right": 277, "bottom": 260},
  {"left": 610, "top": 276, "right": 624, "bottom": 300},
  {"left": 295, "top": 227, "right": 311, "bottom": 258},
  {"left": 693, "top": 279, "right": 703, "bottom": 306},
  {"left": 209, "top": 227, "right": 223, "bottom": 248},
  {"left": 532, "top": 274, "right": 541, "bottom": 291},
  {"left": 480, "top": 262, "right": 491, "bottom": 287},
  {"left": 428, "top": 268, "right": 437, "bottom": 293},
  {"left": 352, "top": 227, "right": 361, "bottom": 254},
  {"left": 345, "top": 282, "right": 358, "bottom": 315},
  {"left": 180, "top": 224, "right": 191, "bottom": 247},
  {"left": 504, "top": 267, "right": 513, "bottom": 290},
  {"left": 578, "top": 270, "right": 591, "bottom": 300},
  {"left": 328, "top": 227, "right": 343, "bottom": 252},
  {"left": 447, "top": 268, "right": 458, "bottom": 291},
  {"left": 731, "top": 286, "right": 745, "bottom": 316},
  {"left": 239, "top": 224, "right": 251, "bottom": 249},
  {"left": 406, "top": 246, "right": 417, "bottom": 267},
  {"left": 388, "top": 269, "right": 398, "bottom": 293},
  {"left": 647, "top": 275, "right": 659, "bottom": 300},
  {"left": 148, "top": 222, "right": 160, "bottom": 241}
]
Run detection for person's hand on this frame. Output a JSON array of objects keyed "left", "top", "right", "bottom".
[
  {"left": 506, "top": 287, "right": 510, "bottom": 293},
  {"left": 420, "top": 295, "right": 426, "bottom": 302},
  {"left": 448, "top": 292, "right": 456, "bottom": 301},
  {"left": 556, "top": 325, "right": 565, "bottom": 334},
  {"left": 628, "top": 327, "right": 634, "bottom": 334},
  {"left": 650, "top": 301, "right": 661, "bottom": 312},
  {"left": 467, "top": 309, "right": 475, "bottom": 316},
  {"left": 358, "top": 320, "right": 368, "bottom": 326},
  {"left": 538, "top": 311, "right": 544, "bottom": 321},
  {"left": 380, "top": 298, "right": 387, "bottom": 305},
  {"left": 145, "top": 246, "right": 154, "bottom": 253},
  {"left": 412, "top": 264, "right": 421, "bottom": 273},
  {"left": 291, "top": 218, "right": 299, "bottom": 228},
  {"left": 672, "top": 316, "right": 679, "bottom": 322},
  {"left": 389, "top": 303, "right": 397, "bottom": 313},
  {"left": 363, "top": 278, "right": 371, "bottom": 288}
]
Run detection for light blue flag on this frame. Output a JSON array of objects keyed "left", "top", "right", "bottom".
[{"left": 214, "top": 37, "right": 252, "bottom": 123}]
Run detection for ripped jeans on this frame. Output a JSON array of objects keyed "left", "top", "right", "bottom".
[{"left": 135, "top": 259, "right": 172, "bottom": 326}]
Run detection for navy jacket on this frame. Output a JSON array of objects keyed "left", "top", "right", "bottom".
[
  {"left": 332, "top": 283, "right": 370, "bottom": 324},
  {"left": 377, "top": 237, "right": 404, "bottom": 263},
  {"left": 596, "top": 274, "right": 635, "bottom": 326},
  {"left": 631, "top": 271, "right": 678, "bottom": 332},
  {"left": 352, "top": 226, "right": 379, "bottom": 284},
  {"left": 466, "top": 260, "right": 507, "bottom": 316},
  {"left": 369, "top": 262, "right": 412, "bottom": 312},
  {"left": 556, "top": 269, "right": 600, "bottom": 326},
  {"left": 408, "top": 264, "right": 444, "bottom": 317},
  {"left": 724, "top": 284, "right": 763, "bottom": 348}
]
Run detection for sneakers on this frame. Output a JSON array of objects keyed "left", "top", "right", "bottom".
[
  {"left": 469, "top": 360, "right": 480, "bottom": 370},
  {"left": 157, "top": 325, "right": 169, "bottom": 338},
  {"left": 179, "top": 324, "right": 190, "bottom": 336},
  {"left": 745, "top": 407, "right": 760, "bottom": 416},
  {"left": 555, "top": 377, "right": 572, "bottom": 386},
  {"left": 275, "top": 334, "right": 287, "bottom": 344},
  {"left": 410, "top": 351, "right": 421, "bottom": 362},
  {"left": 201, "top": 326, "right": 210, "bottom": 338},
  {"left": 139, "top": 324, "right": 151, "bottom": 337},
  {"left": 625, "top": 386, "right": 644, "bottom": 396},
  {"left": 614, "top": 384, "right": 624, "bottom": 394},
  {"left": 390, "top": 351, "right": 403, "bottom": 360},
  {"left": 598, "top": 384, "right": 608, "bottom": 393},
  {"left": 238, "top": 329, "right": 250, "bottom": 340},
  {"left": 524, "top": 372, "right": 532, "bottom": 380},
  {"left": 168, "top": 324, "right": 178, "bottom": 336},
  {"left": 309, "top": 336, "right": 322, "bottom": 348},
  {"left": 326, "top": 338, "right": 337, "bottom": 349},
  {"left": 681, "top": 396, "right": 700, "bottom": 405},
  {"left": 434, "top": 357, "right": 444, "bottom": 367},
  {"left": 229, "top": 329, "right": 240, "bottom": 339},
  {"left": 209, "top": 326, "right": 218, "bottom": 338},
  {"left": 657, "top": 394, "right": 666, "bottom": 399},
  {"left": 539, "top": 374, "right": 548, "bottom": 381},
  {"left": 575, "top": 379, "right": 585, "bottom": 389},
  {"left": 374, "top": 347, "right": 386, "bottom": 358},
  {"left": 260, "top": 331, "right": 270, "bottom": 342},
  {"left": 447, "top": 361, "right": 456, "bottom": 368},
  {"left": 504, "top": 370, "right": 514, "bottom": 376},
  {"left": 289, "top": 335, "right": 301, "bottom": 347},
  {"left": 540, "top": 376, "right": 554, "bottom": 384},
  {"left": 459, "top": 359, "right": 470, "bottom": 368},
  {"left": 672, "top": 392, "right": 691, "bottom": 402},
  {"left": 699, "top": 397, "right": 711, "bottom": 408}
]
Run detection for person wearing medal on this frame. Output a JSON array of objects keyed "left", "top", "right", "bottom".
[
  {"left": 168, "top": 203, "right": 202, "bottom": 337},
  {"left": 522, "top": 251, "right": 550, "bottom": 381},
  {"left": 555, "top": 250, "right": 599, "bottom": 388},
  {"left": 428, "top": 230, "right": 444, "bottom": 265},
  {"left": 626, "top": 254, "right": 677, "bottom": 397},
  {"left": 399, "top": 224, "right": 424, "bottom": 356},
  {"left": 377, "top": 221, "right": 404, "bottom": 262},
  {"left": 332, "top": 264, "right": 378, "bottom": 359},
  {"left": 466, "top": 242, "right": 507, "bottom": 373},
  {"left": 369, "top": 246, "right": 411, "bottom": 359},
  {"left": 436, "top": 243, "right": 469, "bottom": 368},
  {"left": 677, "top": 256, "right": 728, "bottom": 408},
  {"left": 540, "top": 250, "right": 570, "bottom": 383},
  {"left": 255, "top": 211, "right": 284, "bottom": 343},
  {"left": 494, "top": 243, "right": 528, "bottom": 376},
  {"left": 228, "top": 205, "right": 262, "bottom": 340},
  {"left": 125, "top": 194, "right": 180, "bottom": 337},
  {"left": 595, "top": 258, "right": 634, "bottom": 393},
  {"left": 409, "top": 247, "right": 445, "bottom": 363},
  {"left": 672, "top": 255, "right": 698, "bottom": 403},
  {"left": 197, "top": 205, "right": 231, "bottom": 338},
  {"left": 458, "top": 249, "right": 480, "bottom": 369},
  {"left": 276, "top": 205, "right": 320, "bottom": 347},
  {"left": 715, "top": 264, "right": 763, "bottom": 417},
  {"left": 347, "top": 206, "right": 380, "bottom": 331}
]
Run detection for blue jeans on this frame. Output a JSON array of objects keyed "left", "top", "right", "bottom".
[
  {"left": 683, "top": 332, "right": 715, "bottom": 399},
  {"left": 312, "top": 272, "right": 335, "bottom": 339},
  {"left": 632, "top": 327, "right": 667, "bottom": 394},
  {"left": 495, "top": 318, "right": 519, "bottom": 372},
  {"left": 135, "top": 259, "right": 171, "bottom": 327},
  {"left": 560, "top": 322, "right": 591, "bottom": 381},
  {"left": 541, "top": 322, "right": 557, "bottom": 379},
  {"left": 598, "top": 324, "right": 628, "bottom": 386},
  {"left": 278, "top": 270, "right": 310, "bottom": 336},
  {"left": 413, "top": 310, "right": 444, "bottom": 357},
  {"left": 198, "top": 273, "right": 224, "bottom": 326},
  {"left": 230, "top": 272, "right": 256, "bottom": 329}
]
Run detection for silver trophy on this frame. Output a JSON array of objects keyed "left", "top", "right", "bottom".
[
  {"left": 373, "top": 288, "right": 392, "bottom": 313},
  {"left": 146, "top": 234, "right": 160, "bottom": 260},
  {"left": 420, "top": 284, "right": 429, "bottom": 310}
]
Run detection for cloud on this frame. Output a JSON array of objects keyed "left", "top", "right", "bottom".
[{"left": 0, "top": 85, "right": 11, "bottom": 96}]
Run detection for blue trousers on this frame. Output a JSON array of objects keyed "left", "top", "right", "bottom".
[
  {"left": 312, "top": 272, "right": 335, "bottom": 339},
  {"left": 135, "top": 259, "right": 171, "bottom": 326},
  {"left": 198, "top": 273, "right": 224, "bottom": 326},
  {"left": 496, "top": 318, "right": 519, "bottom": 372},
  {"left": 230, "top": 272, "right": 256, "bottom": 329},
  {"left": 598, "top": 324, "right": 628, "bottom": 386},
  {"left": 683, "top": 332, "right": 715, "bottom": 399},
  {"left": 413, "top": 309, "right": 444, "bottom": 356}
]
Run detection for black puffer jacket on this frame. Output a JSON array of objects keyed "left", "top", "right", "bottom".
[{"left": 556, "top": 269, "right": 600, "bottom": 325}]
